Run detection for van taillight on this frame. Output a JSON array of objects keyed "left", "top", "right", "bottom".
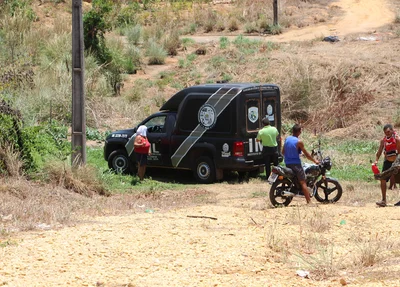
[{"left": 233, "top": 141, "right": 244, "bottom": 157}]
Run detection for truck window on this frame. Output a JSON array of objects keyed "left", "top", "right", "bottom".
[
  {"left": 143, "top": 116, "right": 167, "bottom": 133},
  {"left": 246, "top": 98, "right": 260, "bottom": 132}
]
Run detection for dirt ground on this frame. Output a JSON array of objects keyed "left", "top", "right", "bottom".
[
  {"left": 1, "top": 182, "right": 400, "bottom": 287},
  {"left": 1, "top": 0, "right": 400, "bottom": 286}
]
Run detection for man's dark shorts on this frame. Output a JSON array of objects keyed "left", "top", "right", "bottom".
[
  {"left": 382, "top": 160, "right": 394, "bottom": 182},
  {"left": 286, "top": 164, "right": 306, "bottom": 181},
  {"left": 135, "top": 152, "right": 148, "bottom": 167}
]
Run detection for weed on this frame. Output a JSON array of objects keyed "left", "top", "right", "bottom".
[
  {"left": 0, "top": 239, "right": 17, "bottom": 248},
  {"left": 293, "top": 238, "right": 336, "bottom": 280},
  {"left": 181, "top": 37, "right": 196, "bottom": 48},
  {"left": 219, "top": 37, "right": 230, "bottom": 49},
  {"left": 353, "top": 234, "right": 383, "bottom": 267},
  {"left": 265, "top": 221, "right": 284, "bottom": 252}
]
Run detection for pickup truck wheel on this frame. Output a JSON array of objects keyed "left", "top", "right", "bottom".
[
  {"left": 193, "top": 156, "right": 216, "bottom": 184},
  {"left": 108, "top": 149, "right": 132, "bottom": 174}
]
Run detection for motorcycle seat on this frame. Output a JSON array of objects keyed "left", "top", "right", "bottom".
[
  {"left": 281, "top": 166, "right": 295, "bottom": 177},
  {"left": 273, "top": 165, "right": 295, "bottom": 178}
]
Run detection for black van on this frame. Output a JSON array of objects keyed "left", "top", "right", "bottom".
[{"left": 104, "top": 83, "right": 281, "bottom": 183}]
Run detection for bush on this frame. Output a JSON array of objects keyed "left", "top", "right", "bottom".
[
  {"left": 126, "top": 24, "right": 142, "bottom": 46},
  {"left": 146, "top": 40, "right": 167, "bottom": 65},
  {"left": 244, "top": 22, "right": 258, "bottom": 33},
  {"left": 269, "top": 24, "right": 282, "bottom": 35},
  {"left": 227, "top": 18, "right": 239, "bottom": 32},
  {"left": 163, "top": 31, "right": 181, "bottom": 56}
]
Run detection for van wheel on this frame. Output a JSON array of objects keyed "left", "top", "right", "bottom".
[
  {"left": 193, "top": 156, "right": 216, "bottom": 184},
  {"left": 108, "top": 149, "right": 132, "bottom": 174}
]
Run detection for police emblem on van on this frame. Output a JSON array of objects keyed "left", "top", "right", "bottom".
[
  {"left": 221, "top": 143, "right": 231, "bottom": 157},
  {"left": 248, "top": 107, "right": 258, "bottom": 123},
  {"left": 198, "top": 104, "right": 217, "bottom": 129}
]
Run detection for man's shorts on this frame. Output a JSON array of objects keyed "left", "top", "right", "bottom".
[
  {"left": 286, "top": 164, "right": 306, "bottom": 181},
  {"left": 135, "top": 152, "right": 148, "bottom": 167}
]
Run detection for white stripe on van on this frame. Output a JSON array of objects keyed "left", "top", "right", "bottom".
[{"left": 171, "top": 87, "right": 242, "bottom": 167}]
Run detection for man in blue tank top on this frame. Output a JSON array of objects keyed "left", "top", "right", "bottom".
[{"left": 282, "top": 124, "right": 319, "bottom": 204}]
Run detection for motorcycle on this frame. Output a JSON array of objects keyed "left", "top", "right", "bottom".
[{"left": 268, "top": 141, "right": 343, "bottom": 207}]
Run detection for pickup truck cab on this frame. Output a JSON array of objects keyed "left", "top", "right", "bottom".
[{"left": 104, "top": 83, "right": 281, "bottom": 183}]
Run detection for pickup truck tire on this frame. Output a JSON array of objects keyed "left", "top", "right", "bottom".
[
  {"left": 108, "top": 149, "right": 132, "bottom": 174},
  {"left": 193, "top": 156, "right": 216, "bottom": 184}
]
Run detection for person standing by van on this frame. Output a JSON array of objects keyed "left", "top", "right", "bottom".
[
  {"left": 256, "top": 117, "right": 280, "bottom": 180},
  {"left": 134, "top": 125, "right": 151, "bottom": 181},
  {"left": 282, "top": 124, "right": 319, "bottom": 204},
  {"left": 374, "top": 124, "right": 400, "bottom": 207}
]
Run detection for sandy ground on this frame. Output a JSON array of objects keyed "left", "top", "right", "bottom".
[{"left": 1, "top": 182, "right": 400, "bottom": 287}]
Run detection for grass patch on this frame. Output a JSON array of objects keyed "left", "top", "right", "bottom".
[{"left": 87, "top": 148, "right": 195, "bottom": 194}]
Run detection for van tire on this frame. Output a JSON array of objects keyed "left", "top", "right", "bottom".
[
  {"left": 193, "top": 156, "right": 216, "bottom": 184},
  {"left": 108, "top": 149, "right": 132, "bottom": 174}
]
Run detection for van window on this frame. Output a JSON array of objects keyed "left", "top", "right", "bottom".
[
  {"left": 263, "top": 99, "right": 276, "bottom": 126},
  {"left": 246, "top": 98, "right": 260, "bottom": 132},
  {"left": 143, "top": 116, "right": 167, "bottom": 133},
  {"left": 180, "top": 98, "right": 233, "bottom": 133}
]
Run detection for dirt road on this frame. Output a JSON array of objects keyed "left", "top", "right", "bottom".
[{"left": 186, "top": 0, "right": 395, "bottom": 43}]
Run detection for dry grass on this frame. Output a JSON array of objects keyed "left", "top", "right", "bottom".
[
  {"left": 0, "top": 144, "right": 24, "bottom": 178},
  {"left": 42, "top": 161, "right": 110, "bottom": 197}
]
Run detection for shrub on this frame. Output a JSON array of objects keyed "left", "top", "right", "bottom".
[
  {"left": 146, "top": 40, "right": 167, "bottom": 65},
  {"left": 163, "top": 31, "right": 181, "bottom": 56},
  {"left": 215, "top": 20, "right": 225, "bottom": 32},
  {"left": 269, "top": 24, "right": 282, "bottom": 35},
  {"left": 227, "top": 18, "right": 239, "bottom": 31},
  {"left": 126, "top": 24, "right": 142, "bottom": 46},
  {"left": 244, "top": 22, "right": 258, "bottom": 33}
]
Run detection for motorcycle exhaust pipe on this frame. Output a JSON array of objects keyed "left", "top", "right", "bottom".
[{"left": 282, "top": 191, "right": 295, "bottom": 197}]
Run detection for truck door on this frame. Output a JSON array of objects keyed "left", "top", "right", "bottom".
[
  {"left": 141, "top": 115, "right": 168, "bottom": 166},
  {"left": 261, "top": 88, "right": 281, "bottom": 134},
  {"left": 244, "top": 86, "right": 281, "bottom": 156}
]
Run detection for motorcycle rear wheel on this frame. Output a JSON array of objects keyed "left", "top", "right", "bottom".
[
  {"left": 269, "top": 179, "right": 293, "bottom": 207},
  {"left": 314, "top": 178, "right": 342, "bottom": 203}
]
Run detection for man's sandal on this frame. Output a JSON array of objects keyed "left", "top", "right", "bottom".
[{"left": 376, "top": 200, "right": 387, "bottom": 207}]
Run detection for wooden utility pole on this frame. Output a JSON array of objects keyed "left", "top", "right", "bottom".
[
  {"left": 273, "top": 0, "right": 278, "bottom": 25},
  {"left": 71, "top": 0, "right": 86, "bottom": 166}
]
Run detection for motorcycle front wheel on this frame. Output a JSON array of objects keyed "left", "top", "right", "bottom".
[
  {"left": 269, "top": 179, "right": 293, "bottom": 207},
  {"left": 314, "top": 178, "right": 342, "bottom": 203}
]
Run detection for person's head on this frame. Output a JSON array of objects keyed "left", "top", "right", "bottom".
[
  {"left": 383, "top": 124, "right": 394, "bottom": 137},
  {"left": 292, "top": 124, "right": 302, "bottom": 137},
  {"left": 262, "top": 117, "right": 270, "bottom": 126},
  {"left": 136, "top": 125, "right": 148, "bottom": 137}
]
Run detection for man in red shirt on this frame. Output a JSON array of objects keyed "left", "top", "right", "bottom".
[{"left": 374, "top": 124, "right": 400, "bottom": 207}]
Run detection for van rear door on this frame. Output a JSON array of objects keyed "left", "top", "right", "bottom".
[{"left": 242, "top": 85, "right": 281, "bottom": 160}]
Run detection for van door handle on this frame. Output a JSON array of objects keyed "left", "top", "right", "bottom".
[{"left": 157, "top": 138, "right": 162, "bottom": 144}]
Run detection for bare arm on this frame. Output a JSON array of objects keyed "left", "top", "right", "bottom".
[
  {"left": 298, "top": 140, "right": 319, "bottom": 164},
  {"left": 374, "top": 139, "right": 384, "bottom": 164},
  {"left": 396, "top": 134, "right": 400, "bottom": 154},
  {"left": 134, "top": 135, "right": 144, "bottom": 148}
]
